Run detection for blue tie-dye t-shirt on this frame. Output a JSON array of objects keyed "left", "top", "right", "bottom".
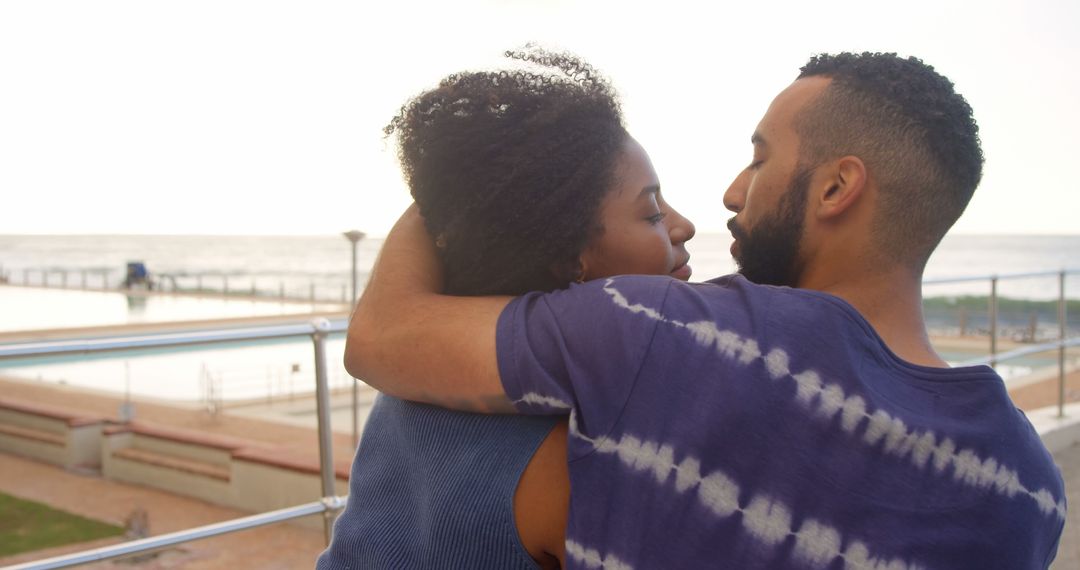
[{"left": 496, "top": 275, "right": 1065, "bottom": 570}]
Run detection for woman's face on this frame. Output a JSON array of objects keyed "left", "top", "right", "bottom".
[{"left": 579, "top": 137, "right": 696, "bottom": 281}]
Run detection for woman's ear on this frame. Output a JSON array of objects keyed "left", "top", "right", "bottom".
[
  {"left": 574, "top": 260, "right": 587, "bottom": 284},
  {"left": 814, "top": 155, "right": 867, "bottom": 220},
  {"left": 549, "top": 259, "right": 586, "bottom": 285}
]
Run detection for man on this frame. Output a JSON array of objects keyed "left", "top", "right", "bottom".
[{"left": 348, "top": 53, "right": 1065, "bottom": 569}]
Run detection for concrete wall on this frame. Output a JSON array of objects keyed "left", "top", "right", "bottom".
[
  {"left": 129, "top": 434, "right": 232, "bottom": 467},
  {"left": 0, "top": 408, "right": 67, "bottom": 435},
  {"left": 231, "top": 459, "right": 349, "bottom": 530},
  {"left": 0, "top": 429, "right": 67, "bottom": 466},
  {"left": 102, "top": 431, "right": 233, "bottom": 506},
  {"left": 66, "top": 423, "right": 102, "bottom": 469},
  {"left": 0, "top": 407, "right": 102, "bottom": 469}
]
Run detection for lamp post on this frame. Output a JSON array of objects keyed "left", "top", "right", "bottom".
[{"left": 343, "top": 230, "right": 366, "bottom": 448}]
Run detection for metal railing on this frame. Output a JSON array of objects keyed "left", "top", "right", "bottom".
[
  {"left": 7, "top": 267, "right": 358, "bottom": 305},
  {"left": 0, "top": 318, "right": 349, "bottom": 570},
  {"left": 925, "top": 269, "right": 1078, "bottom": 417}
]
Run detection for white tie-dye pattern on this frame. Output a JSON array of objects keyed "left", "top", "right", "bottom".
[
  {"left": 515, "top": 392, "right": 572, "bottom": 410},
  {"left": 571, "top": 425, "right": 923, "bottom": 570},
  {"left": 596, "top": 279, "right": 1068, "bottom": 521},
  {"left": 565, "top": 540, "right": 633, "bottom": 570},
  {"left": 601, "top": 285, "right": 670, "bottom": 324}
]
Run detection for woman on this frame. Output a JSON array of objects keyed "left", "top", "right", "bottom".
[{"left": 318, "top": 48, "right": 694, "bottom": 569}]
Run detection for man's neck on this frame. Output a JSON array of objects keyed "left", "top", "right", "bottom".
[{"left": 799, "top": 265, "right": 948, "bottom": 368}]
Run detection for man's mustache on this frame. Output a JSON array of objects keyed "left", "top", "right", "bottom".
[{"left": 727, "top": 218, "right": 748, "bottom": 241}]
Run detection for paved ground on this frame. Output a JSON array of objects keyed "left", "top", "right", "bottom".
[{"left": 1008, "top": 367, "right": 1080, "bottom": 412}]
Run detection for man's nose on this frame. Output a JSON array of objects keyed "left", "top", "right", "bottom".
[{"left": 723, "top": 170, "right": 748, "bottom": 213}]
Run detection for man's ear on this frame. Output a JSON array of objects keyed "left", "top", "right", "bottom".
[{"left": 814, "top": 155, "right": 867, "bottom": 220}]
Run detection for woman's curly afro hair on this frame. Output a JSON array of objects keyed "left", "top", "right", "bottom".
[{"left": 386, "top": 47, "right": 627, "bottom": 296}]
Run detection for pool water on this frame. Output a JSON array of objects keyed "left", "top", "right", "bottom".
[
  {"left": 0, "top": 334, "right": 352, "bottom": 402},
  {"left": 0, "top": 285, "right": 352, "bottom": 402}
]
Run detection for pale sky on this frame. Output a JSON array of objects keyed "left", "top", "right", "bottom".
[{"left": 2, "top": 0, "right": 1077, "bottom": 237}]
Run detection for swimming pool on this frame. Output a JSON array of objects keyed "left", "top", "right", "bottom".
[
  {"left": 0, "top": 285, "right": 353, "bottom": 403},
  {"left": 0, "top": 285, "right": 345, "bottom": 333}
]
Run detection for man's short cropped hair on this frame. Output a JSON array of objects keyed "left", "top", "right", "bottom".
[{"left": 796, "top": 52, "right": 984, "bottom": 268}]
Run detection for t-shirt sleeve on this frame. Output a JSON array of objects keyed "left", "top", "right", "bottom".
[{"left": 496, "top": 275, "right": 673, "bottom": 435}]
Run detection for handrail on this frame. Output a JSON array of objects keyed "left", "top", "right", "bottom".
[
  {"left": 923, "top": 269, "right": 1075, "bottom": 418},
  {"left": 0, "top": 318, "right": 350, "bottom": 569},
  {"left": 0, "top": 319, "right": 348, "bottom": 360},
  {"left": 2, "top": 498, "right": 347, "bottom": 570},
  {"left": 923, "top": 268, "right": 1080, "bottom": 285},
  {"left": 956, "top": 337, "right": 1080, "bottom": 368}
]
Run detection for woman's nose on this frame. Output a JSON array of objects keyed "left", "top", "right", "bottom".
[{"left": 668, "top": 206, "right": 695, "bottom": 245}]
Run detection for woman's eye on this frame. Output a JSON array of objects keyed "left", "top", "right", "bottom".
[{"left": 646, "top": 212, "right": 668, "bottom": 225}]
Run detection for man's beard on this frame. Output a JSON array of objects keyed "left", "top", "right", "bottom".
[{"left": 728, "top": 168, "right": 812, "bottom": 287}]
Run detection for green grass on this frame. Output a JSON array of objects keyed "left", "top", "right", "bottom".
[{"left": 0, "top": 491, "right": 124, "bottom": 557}]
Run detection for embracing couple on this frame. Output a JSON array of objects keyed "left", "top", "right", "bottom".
[{"left": 320, "top": 49, "right": 1064, "bottom": 569}]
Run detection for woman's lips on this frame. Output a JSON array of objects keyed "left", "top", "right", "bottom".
[{"left": 670, "top": 262, "right": 692, "bottom": 281}]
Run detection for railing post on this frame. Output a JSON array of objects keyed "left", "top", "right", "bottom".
[
  {"left": 989, "top": 276, "right": 998, "bottom": 368},
  {"left": 223, "top": 275, "right": 229, "bottom": 297},
  {"left": 280, "top": 281, "right": 285, "bottom": 301},
  {"left": 23, "top": 268, "right": 29, "bottom": 285},
  {"left": 310, "top": 282, "right": 316, "bottom": 304},
  {"left": 81, "top": 270, "right": 87, "bottom": 289},
  {"left": 197, "top": 274, "right": 203, "bottom": 292},
  {"left": 310, "top": 318, "right": 337, "bottom": 545},
  {"left": 344, "top": 229, "right": 366, "bottom": 450},
  {"left": 1060, "top": 270, "right": 1068, "bottom": 418}
]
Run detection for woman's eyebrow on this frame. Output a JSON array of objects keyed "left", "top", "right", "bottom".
[{"left": 638, "top": 185, "right": 661, "bottom": 199}]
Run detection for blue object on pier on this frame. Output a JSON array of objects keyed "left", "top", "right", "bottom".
[{"left": 123, "top": 261, "right": 152, "bottom": 289}]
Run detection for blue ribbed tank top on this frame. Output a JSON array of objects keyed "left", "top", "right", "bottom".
[{"left": 317, "top": 394, "right": 559, "bottom": 569}]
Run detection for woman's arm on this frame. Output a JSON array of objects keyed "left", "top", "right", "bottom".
[
  {"left": 515, "top": 420, "right": 569, "bottom": 569},
  {"left": 345, "top": 205, "right": 515, "bottom": 413}
]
